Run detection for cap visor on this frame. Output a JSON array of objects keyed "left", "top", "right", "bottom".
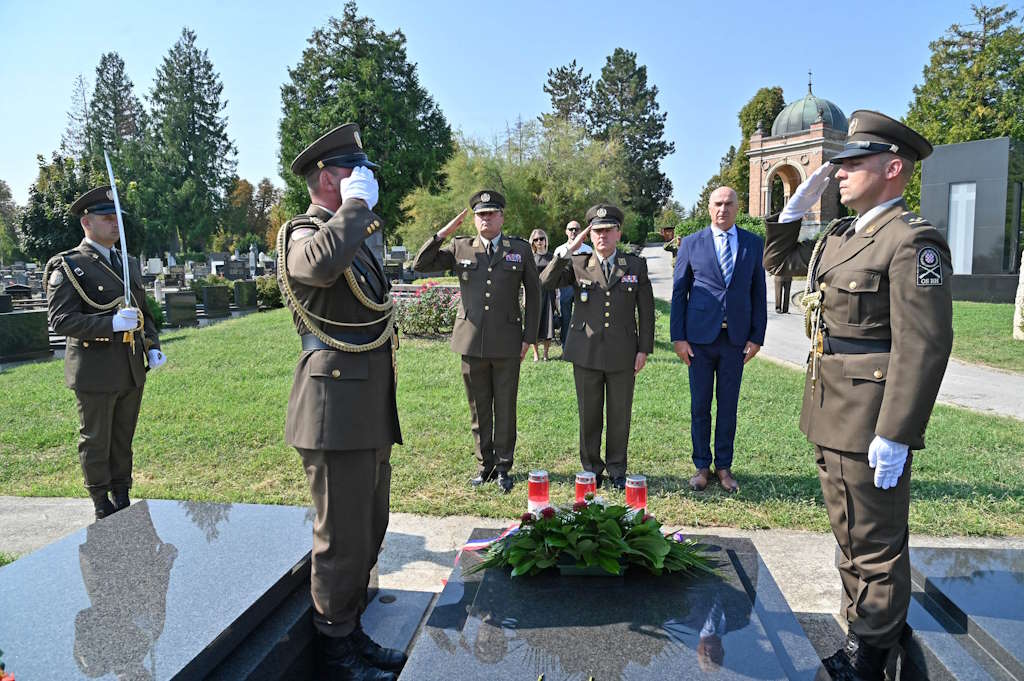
[
  {"left": 473, "top": 206, "right": 501, "bottom": 214},
  {"left": 829, "top": 148, "right": 881, "bottom": 163},
  {"left": 589, "top": 220, "right": 621, "bottom": 228}
]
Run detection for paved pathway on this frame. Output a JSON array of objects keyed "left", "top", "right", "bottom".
[{"left": 642, "top": 245, "right": 1024, "bottom": 421}]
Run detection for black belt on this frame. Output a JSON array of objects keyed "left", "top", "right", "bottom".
[
  {"left": 301, "top": 332, "right": 389, "bottom": 352},
  {"left": 822, "top": 336, "right": 891, "bottom": 355}
]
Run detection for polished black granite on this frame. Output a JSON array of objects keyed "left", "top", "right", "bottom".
[
  {"left": 402, "top": 530, "right": 827, "bottom": 681},
  {"left": 906, "top": 547, "right": 1024, "bottom": 680},
  {"left": 0, "top": 499, "right": 314, "bottom": 681}
]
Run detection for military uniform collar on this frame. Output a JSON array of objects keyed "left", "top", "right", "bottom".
[
  {"left": 854, "top": 197, "right": 905, "bottom": 234},
  {"left": 477, "top": 232, "right": 502, "bottom": 250},
  {"left": 82, "top": 238, "right": 112, "bottom": 262}
]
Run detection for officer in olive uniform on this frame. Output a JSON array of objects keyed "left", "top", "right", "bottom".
[
  {"left": 412, "top": 191, "right": 541, "bottom": 493},
  {"left": 278, "top": 123, "right": 404, "bottom": 681},
  {"left": 763, "top": 111, "right": 953, "bottom": 681},
  {"left": 45, "top": 186, "right": 164, "bottom": 521},
  {"left": 539, "top": 204, "right": 654, "bottom": 489}
]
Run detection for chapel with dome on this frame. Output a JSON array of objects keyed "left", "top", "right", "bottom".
[{"left": 747, "top": 73, "right": 849, "bottom": 233}]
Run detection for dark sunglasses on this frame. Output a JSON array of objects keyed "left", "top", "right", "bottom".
[{"left": 532, "top": 237, "right": 547, "bottom": 242}]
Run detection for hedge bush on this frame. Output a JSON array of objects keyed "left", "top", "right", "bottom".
[
  {"left": 255, "top": 275, "right": 284, "bottom": 309},
  {"left": 395, "top": 282, "right": 459, "bottom": 337}
]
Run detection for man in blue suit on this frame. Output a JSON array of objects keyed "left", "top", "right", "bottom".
[{"left": 670, "top": 186, "right": 767, "bottom": 493}]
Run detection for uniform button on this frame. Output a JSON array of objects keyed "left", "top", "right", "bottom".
[
  {"left": 873, "top": 369, "right": 883, "bottom": 379},
  {"left": 488, "top": 267, "right": 493, "bottom": 272},
  {"left": 605, "top": 291, "right": 611, "bottom": 297},
  {"left": 605, "top": 301, "right": 610, "bottom": 307},
  {"left": 604, "top": 322, "right": 610, "bottom": 328},
  {"left": 484, "top": 305, "right": 490, "bottom": 311},
  {"left": 331, "top": 369, "right": 341, "bottom": 378},
  {"left": 486, "top": 280, "right": 491, "bottom": 285},
  {"left": 83, "top": 341, "right": 89, "bottom": 347},
  {"left": 604, "top": 312, "right": 610, "bottom": 317},
  {"left": 485, "top": 292, "right": 491, "bottom": 298},
  {"left": 819, "top": 282, "right": 828, "bottom": 291},
  {"left": 97, "top": 285, "right": 104, "bottom": 291},
  {"left": 373, "top": 220, "right": 381, "bottom": 228},
  {"left": 849, "top": 281, "right": 858, "bottom": 289}
]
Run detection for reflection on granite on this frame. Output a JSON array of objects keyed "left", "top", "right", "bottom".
[
  {"left": 0, "top": 499, "right": 313, "bottom": 681},
  {"left": 404, "top": 531, "right": 827, "bottom": 681},
  {"left": 910, "top": 547, "right": 1024, "bottom": 678}
]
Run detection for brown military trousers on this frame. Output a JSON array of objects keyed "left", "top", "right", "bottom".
[
  {"left": 299, "top": 446, "right": 391, "bottom": 638},
  {"left": 460, "top": 356, "right": 521, "bottom": 476},
  {"left": 573, "top": 365, "right": 636, "bottom": 479},
  {"left": 74, "top": 386, "right": 144, "bottom": 495},
  {"left": 816, "top": 445, "right": 912, "bottom": 649}
]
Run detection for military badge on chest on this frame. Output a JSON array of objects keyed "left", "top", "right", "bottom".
[
  {"left": 917, "top": 247, "right": 942, "bottom": 286},
  {"left": 504, "top": 253, "right": 522, "bottom": 263}
]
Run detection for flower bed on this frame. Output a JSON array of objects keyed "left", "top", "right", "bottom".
[
  {"left": 395, "top": 281, "right": 459, "bottom": 337},
  {"left": 464, "top": 497, "right": 715, "bottom": 578}
]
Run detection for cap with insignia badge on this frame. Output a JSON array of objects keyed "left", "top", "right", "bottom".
[
  {"left": 470, "top": 190, "right": 505, "bottom": 213},
  {"left": 585, "top": 203, "right": 624, "bottom": 229},
  {"left": 290, "top": 123, "right": 378, "bottom": 176},
  {"left": 70, "top": 186, "right": 129, "bottom": 218},
  {"left": 830, "top": 110, "right": 933, "bottom": 163}
]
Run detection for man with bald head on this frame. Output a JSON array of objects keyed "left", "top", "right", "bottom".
[
  {"left": 670, "top": 186, "right": 767, "bottom": 494},
  {"left": 553, "top": 220, "right": 591, "bottom": 349}
]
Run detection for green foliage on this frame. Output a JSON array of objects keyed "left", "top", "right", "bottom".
[
  {"left": 19, "top": 154, "right": 106, "bottom": 260},
  {"left": 189, "top": 274, "right": 232, "bottom": 296},
  {"left": 0, "top": 179, "right": 24, "bottom": 264},
  {"left": 394, "top": 282, "right": 459, "bottom": 336},
  {"left": 736, "top": 213, "right": 766, "bottom": 241},
  {"left": 646, "top": 232, "right": 664, "bottom": 243},
  {"left": 464, "top": 499, "right": 715, "bottom": 578},
  {"left": 148, "top": 28, "right": 237, "bottom": 253},
  {"left": 904, "top": 4, "right": 1024, "bottom": 209},
  {"left": 590, "top": 48, "right": 674, "bottom": 222},
  {"left": 145, "top": 293, "right": 165, "bottom": 331},
  {"left": 540, "top": 59, "right": 592, "bottom": 129},
  {"left": 255, "top": 274, "right": 283, "bottom": 309},
  {"left": 278, "top": 2, "right": 453, "bottom": 236}
]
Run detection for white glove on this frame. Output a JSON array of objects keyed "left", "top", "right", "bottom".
[
  {"left": 868, "top": 435, "right": 909, "bottom": 489},
  {"left": 147, "top": 349, "right": 167, "bottom": 370},
  {"left": 779, "top": 163, "right": 834, "bottom": 222},
  {"left": 112, "top": 308, "right": 139, "bottom": 333},
  {"left": 339, "top": 165, "right": 379, "bottom": 211}
]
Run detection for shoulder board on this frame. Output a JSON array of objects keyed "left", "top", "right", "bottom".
[
  {"left": 453, "top": 235, "right": 473, "bottom": 240},
  {"left": 508, "top": 235, "right": 528, "bottom": 242},
  {"left": 900, "top": 211, "right": 932, "bottom": 228}
]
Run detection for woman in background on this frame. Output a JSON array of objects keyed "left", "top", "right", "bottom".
[{"left": 529, "top": 228, "right": 557, "bottom": 361}]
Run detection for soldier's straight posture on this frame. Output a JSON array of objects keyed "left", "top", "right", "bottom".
[
  {"left": 278, "top": 123, "right": 404, "bottom": 681},
  {"left": 540, "top": 204, "right": 654, "bottom": 489},
  {"left": 45, "top": 186, "right": 164, "bottom": 521},
  {"left": 412, "top": 191, "right": 541, "bottom": 493},
  {"left": 764, "top": 111, "right": 953, "bottom": 681}
]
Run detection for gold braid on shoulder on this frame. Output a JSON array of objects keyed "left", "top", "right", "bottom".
[
  {"left": 43, "top": 256, "right": 145, "bottom": 344},
  {"left": 276, "top": 215, "right": 395, "bottom": 353}
]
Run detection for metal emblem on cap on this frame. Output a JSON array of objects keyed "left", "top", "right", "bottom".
[
  {"left": 353, "top": 130, "right": 362, "bottom": 148},
  {"left": 481, "top": 193, "right": 491, "bottom": 203},
  {"left": 105, "top": 190, "right": 113, "bottom": 200},
  {"left": 597, "top": 207, "right": 607, "bottom": 218},
  {"left": 848, "top": 118, "right": 859, "bottom": 135}
]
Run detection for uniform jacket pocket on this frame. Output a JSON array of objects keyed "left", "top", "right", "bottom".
[
  {"left": 307, "top": 351, "right": 369, "bottom": 380},
  {"left": 842, "top": 352, "right": 889, "bottom": 383}
]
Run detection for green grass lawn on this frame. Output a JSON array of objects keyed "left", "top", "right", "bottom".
[
  {"left": 951, "top": 301, "right": 1024, "bottom": 372},
  {"left": 1, "top": 302, "right": 1021, "bottom": 536}
]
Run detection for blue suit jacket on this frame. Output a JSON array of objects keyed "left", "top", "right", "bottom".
[{"left": 670, "top": 226, "right": 767, "bottom": 346}]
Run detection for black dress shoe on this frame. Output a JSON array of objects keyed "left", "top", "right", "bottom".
[
  {"left": 496, "top": 472, "right": 514, "bottom": 494},
  {"left": 91, "top": 494, "right": 116, "bottom": 521},
  {"left": 320, "top": 633, "right": 397, "bottom": 681},
  {"left": 611, "top": 476, "right": 627, "bottom": 491},
  {"left": 821, "top": 633, "right": 888, "bottom": 681},
  {"left": 350, "top": 625, "right": 406, "bottom": 671},
  {"left": 595, "top": 473, "right": 605, "bottom": 489},
  {"left": 469, "top": 469, "right": 495, "bottom": 487},
  {"left": 112, "top": 487, "right": 131, "bottom": 512}
]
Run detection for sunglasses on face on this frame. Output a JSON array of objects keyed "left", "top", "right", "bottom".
[{"left": 532, "top": 237, "right": 546, "bottom": 242}]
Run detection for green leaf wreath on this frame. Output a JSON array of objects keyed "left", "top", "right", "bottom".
[{"left": 463, "top": 498, "right": 716, "bottom": 578}]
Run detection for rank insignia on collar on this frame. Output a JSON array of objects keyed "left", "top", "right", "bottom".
[
  {"left": 74, "top": 267, "right": 85, "bottom": 276},
  {"left": 917, "top": 246, "right": 942, "bottom": 286},
  {"left": 502, "top": 239, "right": 510, "bottom": 248},
  {"left": 617, "top": 258, "right": 626, "bottom": 266}
]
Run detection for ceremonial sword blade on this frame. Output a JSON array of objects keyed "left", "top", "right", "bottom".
[{"left": 102, "top": 150, "right": 131, "bottom": 306}]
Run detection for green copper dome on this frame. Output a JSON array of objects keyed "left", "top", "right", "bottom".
[{"left": 771, "top": 87, "right": 848, "bottom": 136}]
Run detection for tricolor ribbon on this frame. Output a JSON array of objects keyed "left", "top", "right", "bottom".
[{"left": 460, "top": 523, "right": 520, "bottom": 552}]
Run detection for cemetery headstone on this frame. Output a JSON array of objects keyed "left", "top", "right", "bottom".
[
  {"left": 3, "top": 283, "right": 31, "bottom": 300},
  {"left": 165, "top": 291, "right": 198, "bottom": 326},
  {"left": 223, "top": 261, "right": 247, "bottom": 281},
  {"left": 234, "top": 280, "right": 258, "bottom": 309},
  {"left": 0, "top": 309, "right": 52, "bottom": 362},
  {"left": 0, "top": 294, "right": 11, "bottom": 313},
  {"left": 203, "top": 285, "right": 231, "bottom": 318}
]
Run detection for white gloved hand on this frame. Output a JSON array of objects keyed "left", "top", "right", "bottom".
[
  {"left": 779, "top": 163, "right": 835, "bottom": 222},
  {"left": 339, "top": 165, "right": 379, "bottom": 211},
  {"left": 112, "top": 308, "right": 139, "bottom": 333},
  {"left": 147, "top": 349, "right": 167, "bottom": 370},
  {"left": 868, "top": 435, "right": 909, "bottom": 489}
]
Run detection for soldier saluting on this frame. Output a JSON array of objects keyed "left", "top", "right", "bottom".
[
  {"left": 763, "top": 111, "right": 953, "bottom": 681},
  {"left": 277, "top": 123, "right": 405, "bottom": 681},
  {"left": 45, "top": 186, "right": 164, "bottom": 522},
  {"left": 412, "top": 191, "right": 541, "bottom": 493}
]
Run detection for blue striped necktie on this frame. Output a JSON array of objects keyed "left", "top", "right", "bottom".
[{"left": 718, "top": 232, "right": 733, "bottom": 285}]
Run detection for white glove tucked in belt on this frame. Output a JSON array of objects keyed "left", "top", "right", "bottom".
[{"left": 868, "top": 435, "right": 909, "bottom": 489}]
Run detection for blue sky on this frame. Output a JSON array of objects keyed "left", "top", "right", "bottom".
[{"left": 0, "top": 0, "right": 974, "bottom": 211}]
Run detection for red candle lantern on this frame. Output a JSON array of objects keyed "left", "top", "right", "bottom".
[
  {"left": 625, "top": 475, "right": 647, "bottom": 511},
  {"left": 575, "top": 471, "right": 597, "bottom": 502},
  {"left": 527, "top": 470, "right": 550, "bottom": 513}
]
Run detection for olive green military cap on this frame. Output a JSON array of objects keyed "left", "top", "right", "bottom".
[
  {"left": 290, "top": 123, "right": 378, "bottom": 176},
  {"left": 470, "top": 190, "right": 505, "bottom": 213},
  {"left": 70, "top": 186, "right": 126, "bottom": 217},
  {"left": 585, "top": 203, "right": 624, "bottom": 229},
  {"left": 830, "top": 110, "right": 933, "bottom": 163}
]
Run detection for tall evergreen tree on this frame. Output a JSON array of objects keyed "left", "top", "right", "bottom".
[
  {"left": 61, "top": 75, "right": 91, "bottom": 159},
  {"left": 540, "top": 60, "right": 593, "bottom": 128},
  {"left": 87, "top": 52, "right": 146, "bottom": 160},
  {"left": 148, "top": 28, "right": 237, "bottom": 252},
  {"left": 904, "top": 4, "right": 1024, "bottom": 208},
  {"left": 0, "top": 180, "right": 24, "bottom": 265},
  {"left": 589, "top": 48, "right": 674, "bottom": 226},
  {"left": 279, "top": 2, "right": 453, "bottom": 234}
]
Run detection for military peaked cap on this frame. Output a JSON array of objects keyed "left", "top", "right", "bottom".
[
  {"left": 70, "top": 186, "right": 125, "bottom": 217},
  {"left": 585, "top": 203, "right": 624, "bottom": 228},
  {"left": 290, "top": 123, "right": 378, "bottom": 176},
  {"left": 470, "top": 190, "right": 505, "bottom": 213},
  {"left": 830, "top": 110, "right": 933, "bottom": 163}
]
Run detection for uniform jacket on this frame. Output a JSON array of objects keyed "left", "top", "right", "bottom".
[
  {"left": 413, "top": 232, "right": 541, "bottom": 358},
  {"left": 763, "top": 199, "right": 953, "bottom": 452},
  {"left": 283, "top": 202, "right": 402, "bottom": 451},
  {"left": 670, "top": 226, "right": 767, "bottom": 347},
  {"left": 540, "top": 250, "right": 654, "bottom": 373},
  {"left": 46, "top": 240, "right": 159, "bottom": 392}
]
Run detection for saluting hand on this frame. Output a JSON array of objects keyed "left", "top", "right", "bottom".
[
  {"left": 634, "top": 352, "right": 647, "bottom": 376},
  {"left": 566, "top": 225, "right": 592, "bottom": 254},
  {"left": 437, "top": 208, "right": 468, "bottom": 240}
]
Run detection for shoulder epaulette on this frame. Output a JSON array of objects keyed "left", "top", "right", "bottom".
[
  {"left": 899, "top": 211, "right": 932, "bottom": 228},
  {"left": 453, "top": 235, "right": 473, "bottom": 240}
]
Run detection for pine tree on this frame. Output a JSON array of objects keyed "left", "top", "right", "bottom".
[
  {"left": 279, "top": 2, "right": 453, "bottom": 234},
  {"left": 589, "top": 48, "right": 674, "bottom": 226},
  {"left": 540, "top": 60, "right": 592, "bottom": 128},
  {"left": 61, "top": 75, "right": 91, "bottom": 159},
  {"left": 87, "top": 52, "right": 146, "bottom": 159},
  {"left": 148, "top": 28, "right": 237, "bottom": 252}
]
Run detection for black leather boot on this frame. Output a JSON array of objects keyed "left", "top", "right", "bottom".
[
  {"left": 91, "top": 492, "right": 116, "bottom": 521},
  {"left": 319, "top": 632, "right": 397, "bottom": 681},
  {"left": 111, "top": 487, "right": 131, "bottom": 512},
  {"left": 350, "top": 625, "right": 406, "bottom": 671},
  {"left": 821, "top": 632, "right": 888, "bottom": 681}
]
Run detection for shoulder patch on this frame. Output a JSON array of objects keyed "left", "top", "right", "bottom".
[
  {"left": 917, "top": 246, "right": 943, "bottom": 287},
  {"left": 291, "top": 227, "right": 316, "bottom": 241},
  {"left": 48, "top": 269, "right": 64, "bottom": 287}
]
